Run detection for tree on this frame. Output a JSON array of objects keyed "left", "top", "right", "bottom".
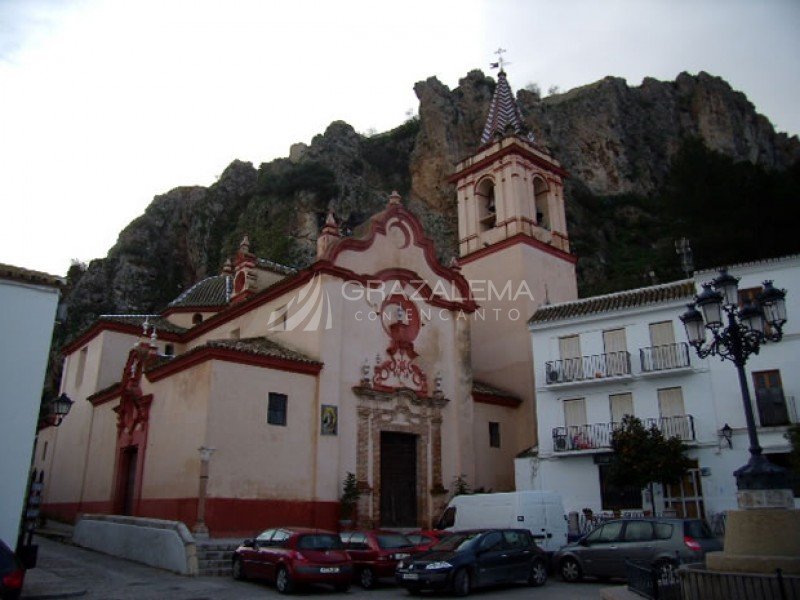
[
  {"left": 607, "top": 415, "right": 693, "bottom": 515},
  {"left": 339, "top": 472, "right": 360, "bottom": 521}
]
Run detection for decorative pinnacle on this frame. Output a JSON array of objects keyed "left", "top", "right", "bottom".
[
  {"left": 321, "top": 207, "right": 340, "bottom": 236},
  {"left": 389, "top": 191, "right": 402, "bottom": 205},
  {"left": 239, "top": 234, "right": 250, "bottom": 254}
]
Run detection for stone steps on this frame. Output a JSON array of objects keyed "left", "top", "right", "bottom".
[{"left": 196, "top": 540, "right": 240, "bottom": 577}]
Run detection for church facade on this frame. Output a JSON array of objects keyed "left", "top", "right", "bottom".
[{"left": 34, "top": 71, "right": 578, "bottom": 537}]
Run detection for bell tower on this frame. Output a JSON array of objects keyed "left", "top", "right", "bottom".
[
  {"left": 451, "top": 70, "right": 570, "bottom": 257},
  {"left": 451, "top": 61, "right": 578, "bottom": 476}
]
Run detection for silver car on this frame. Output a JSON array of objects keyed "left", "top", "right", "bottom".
[{"left": 554, "top": 518, "right": 722, "bottom": 582}]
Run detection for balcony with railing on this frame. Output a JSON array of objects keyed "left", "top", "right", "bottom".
[
  {"left": 639, "top": 342, "right": 691, "bottom": 373},
  {"left": 551, "top": 415, "right": 696, "bottom": 453},
  {"left": 545, "top": 351, "right": 632, "bottom": 385}
]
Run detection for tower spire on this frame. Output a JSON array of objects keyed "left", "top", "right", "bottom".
[{"left": 481, "top": 50, "right": 534, "bottom": 145}]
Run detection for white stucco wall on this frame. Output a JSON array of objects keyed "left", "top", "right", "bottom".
[
  {"left": 520, "top": 255, "right": 800, "bottom": 517},
  {"left": 0, "top": 277, "right": 59, "bottom": 546}
]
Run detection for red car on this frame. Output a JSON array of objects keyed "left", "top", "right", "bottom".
[
  {"left": 340, "top": 530, "right": 416, "bottom": 589},
  {"left": 405, "top": 529, "right": 448, "bottom": 552},
  {"left": 232, "top": 527, "right": 352, "bottom": 594},
  {"left": 1, "top": 539, "right": 24, "bottom": 600}
]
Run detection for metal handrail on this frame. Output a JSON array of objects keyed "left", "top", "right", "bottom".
[
  {"left": 640, "top": 342, "right": 691, "bottom": 372},
  {"left": 545, "top": 350, "right": 632, "bottom": 384},
  {"left": 552, "top": 415, "right": 696, "bottom": 452}
]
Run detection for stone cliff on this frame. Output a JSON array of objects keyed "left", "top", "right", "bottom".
[{"left": 62, "top": 69, "right": 800, "bottom": 339}]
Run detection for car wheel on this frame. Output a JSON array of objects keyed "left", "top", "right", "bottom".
[
  {"left": 451, "top": 567, "right": 471, "bottom": 597},
  {"left": 528, "top": 558, "right": 548, "bottom": 587},
  {"left": 359, "top": 567, "right": 375, "bottom": 589},
  {"left": 276, "top": 566, "right": 294, "bottom": 594},
  {"left": 560, "top": 557, "right": 582, "bottom": 583},
  {"left": 231, "top": 557, "right": 246, "bottom": 581}
]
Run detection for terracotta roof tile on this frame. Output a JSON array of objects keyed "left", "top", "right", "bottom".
[
  {"left": 202, "top": 336, "right": 320, "bottom": 365},
  {"left": 0, "top": 263, "right": 63, "bottom": 288},
  {"left": 168, "top": 275, "right": 231, "bottom": 308},
  {"left": 529, "top": 279, "right": 695, "bottom": 325},
  {"left": 255, "top": 259, "right": 297, "bottom": 276},
  {"left": 472, "top": 379, "right": 520, "bottom": 400},
  {"left": 99, "top": 314, "right": 188, "bottom": 335}
]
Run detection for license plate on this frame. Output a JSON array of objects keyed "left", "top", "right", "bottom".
[
  {"left": 320, "top": 567, "right": 340, "bottom": 573},
  {"left": 403, "top": 573, "right": 419, "bottom": 580},
  {"left": 394, "top": 553, "right": 410, "bottom": 559}
]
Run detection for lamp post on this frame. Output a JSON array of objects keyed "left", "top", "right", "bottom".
[{"left": 680, "top": 269, "right": 789, "bottom": 498}]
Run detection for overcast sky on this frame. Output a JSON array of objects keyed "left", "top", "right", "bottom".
[{"left": 2, "top": 0, "right": 798, "bottom": 277}]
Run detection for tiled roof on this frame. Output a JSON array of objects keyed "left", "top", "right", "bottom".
[
  {"left": 168, "top": 275, "right": 231, "bottom": 308},
  {"left": 480, "top": 71, "right": 535, "bottom": 145},
  {"left": 529, "top": 279, "right": 696, "bottom": 325},
  {"left": 202, "top": 336, "right": 321, "bottom": 365},
  {"left": 99, "top": 314, "right": 188, "bottom": 335},
  {"left": 472, "top": 379, "right": 520, "bottom": 400},
  {"left": 0, "top": 263, "right": 63, "bottom": 288},
  {"left": 256, "top": 258, "right": 297, "bottom": 276}
]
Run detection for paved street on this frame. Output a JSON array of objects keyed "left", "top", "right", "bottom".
[{"left": 23, "top": 536, "right": 610, "bottom": 600}]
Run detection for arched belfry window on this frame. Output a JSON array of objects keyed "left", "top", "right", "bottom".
[
  {"left": 476, "top": 177, "right": 497, "bottom": 232},
  {"left": 534, "top": 177, "right": 550, "bottom": 230},
  {"left": 192, "top": 313, "right": 203, "bottom": 325}
]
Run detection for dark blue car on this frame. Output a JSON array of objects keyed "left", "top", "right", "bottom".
[{"left": 395, "top": 528, "right": 547, "bottom": 596}]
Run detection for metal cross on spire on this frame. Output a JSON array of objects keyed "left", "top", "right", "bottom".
[{"left": 490, "top": 47, "right": 510, "bottom": 72}]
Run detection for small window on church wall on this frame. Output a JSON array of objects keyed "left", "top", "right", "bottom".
[
  {"left": 489, "top": 422, "right": 501, "bottom": 448},
  {"left": 230, "top": 328, "right": 240, "bottom": 340},
  {"left": 268, "top": 393, "right": 288, "bottom": 426},
  {"left": 477, "top": 178, "right": 497, "bottom": 232},
  {"left": 192, "top": 313, "right": 203, "bottom": 325},
  {"left": 164, "top": 344, "right": 175, "bottom": 356},
  {"left": 75, "top": 347, "right": 88, "bottom": 387},
  {"left": 534, "top": 177, "right": 550, "bottom": 230}
]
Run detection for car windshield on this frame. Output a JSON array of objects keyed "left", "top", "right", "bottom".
[
  {"left": 431, "top": 532, "right": 480, "bottom": 552},
  {"left": 377, "top": 534, "right": 413, "bottom": 549},
  {"left": 297, "top": 534, "right": 344, "bottom": 550},
  {"left": 683, "top": 520, "right": 714, "bottom": 539}
]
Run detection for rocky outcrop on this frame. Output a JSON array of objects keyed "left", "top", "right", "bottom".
[
  {"left": 408, "top": 71, "right": 799, "bottom": 210},
  {"left": 62, "top": 70, "right": 799, "bottom": 338}
]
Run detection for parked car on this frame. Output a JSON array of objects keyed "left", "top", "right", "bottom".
[
  {"left": 231, "top": 527, "right": 352, "bottom": 594},
  {"left": 405, "top": 530, "right": 448, "bottom": 552},
  {"left": 395, "top": 528, "right": 548, "bottom": 596},
  {"left": 554, "top": 517, "right": 723, "bottom": 582},
  {"left": 340, "top": 530, "right": 416, "bottom": 589},
  {"left": 0, "top": 540, "right": 24, "bottom": 600}
]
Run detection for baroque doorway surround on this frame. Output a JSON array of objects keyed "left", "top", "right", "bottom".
[{"left": 352, "top": 386, "right": 448, "bottom": 528}]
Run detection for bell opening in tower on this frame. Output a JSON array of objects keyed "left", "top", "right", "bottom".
[{"left": 477, "top": 178, "right": 497, "bottom": 232}]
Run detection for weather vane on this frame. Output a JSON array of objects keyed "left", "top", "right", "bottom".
[{"left": 490, "top": 47, "right": 510, "bottom": 72}]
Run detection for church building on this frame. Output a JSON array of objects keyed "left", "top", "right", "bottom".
[{"left": 34, "top": 69, "right": 578, "bottom": 537}]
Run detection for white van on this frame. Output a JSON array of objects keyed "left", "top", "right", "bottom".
[{"left": 436, "top": 491, "right": 567, "bottom": 554}]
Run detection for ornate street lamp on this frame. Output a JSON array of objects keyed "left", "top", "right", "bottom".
[
  {"left": 41, "top": 393, "right": 73, "bottom": 428},
  {"left": 680, "top": 271, "right": 789, "bottom": 493}
]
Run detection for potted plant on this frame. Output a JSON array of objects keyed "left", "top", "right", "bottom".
[{"left": 339, "top": 472, "right": 360, "bottom": 529}]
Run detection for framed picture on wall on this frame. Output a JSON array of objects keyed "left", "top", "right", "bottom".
[{"left": 321, "top": 404, "right": 338, "bottom": 435}]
